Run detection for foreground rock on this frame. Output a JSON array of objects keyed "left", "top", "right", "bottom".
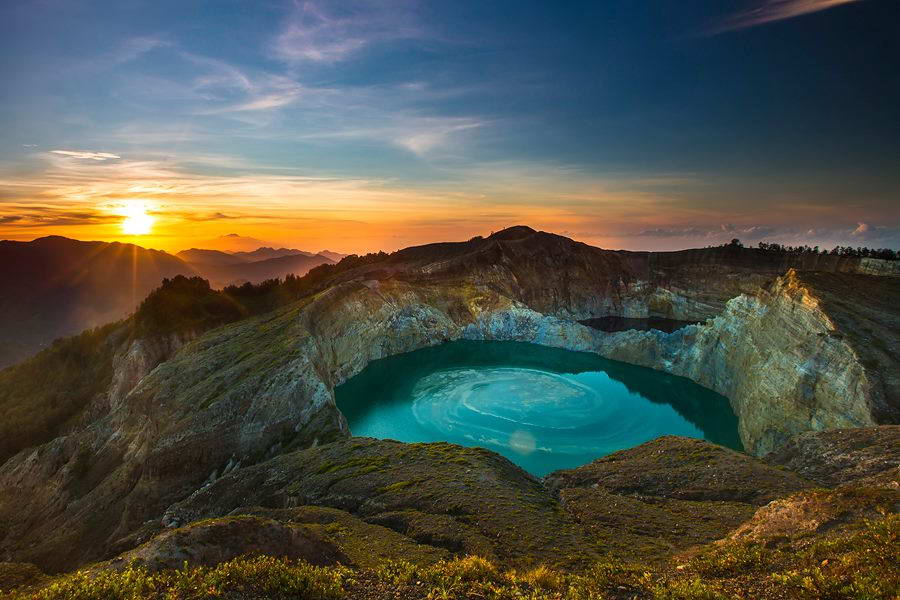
[
  {"left": 159, "top": 438, "right": 597, "bottom": 569},
  {"left": 544, "top": 436, "right": 812, "bottom": 504},
  {"left": 544, "top": 436, "right": 814, "bottom": 560},
  {"left": 729, "top": 487, "right": 899, "bottom": 542},
  {"left": 113, "top": 515, "right": 346, "bottom": 573}
]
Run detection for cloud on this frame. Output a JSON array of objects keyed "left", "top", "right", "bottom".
[
  {"left": 115, "top": 36, "right": 169, "bottom": 64},
  {"left": 635, "top": 227, "right": 708, "bottom": 238},
  {"left": 634, "top": 224, "right": 776, "bottom": 240},
  {"left": 848, "top": 222, "right": 898, "bottom": 243},
  {"left": 712, "top": 0, "right": 864, "bottom": 33},
  {"left": 0, "top": 208, "right": 119, "bottom": 227},
  {"left": 175, "top": 211, "right": 245, "bottom": 222},
  {"left": 272, "top": 1, "right": 422, "bottom": 64},
  {"left": 51, "top": 150, "right": 121, "bottom": 161},
  {"left": 301, "top": 115, "right": 486, "bottom": 157},
  {"left": 199, "top": 88, "right": 305, "bottom": 114}
]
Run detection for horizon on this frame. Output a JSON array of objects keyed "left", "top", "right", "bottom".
[
  {"left": 5, "top": 224, "right": 897, "bottom": 259},
  {"left": 2, "top": 0, "right": 899, "bottom": 254}
]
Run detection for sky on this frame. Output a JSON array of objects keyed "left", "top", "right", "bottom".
[{"left": 1, "top": 0, "right": 898, "bottom": 254}]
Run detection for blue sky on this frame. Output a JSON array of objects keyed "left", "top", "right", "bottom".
[{"left": 1, "top": 0, "right": 898, "bottom": 252}]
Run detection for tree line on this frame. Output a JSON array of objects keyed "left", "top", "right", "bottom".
[{"left": 722, "top": 238, "right": 897, "bottom": 260}]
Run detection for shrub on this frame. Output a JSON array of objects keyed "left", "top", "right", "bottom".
[{"left": 4, "top": 557, "right": 345, "bottom": 600}]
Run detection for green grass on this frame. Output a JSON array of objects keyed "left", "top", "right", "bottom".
[
  {"left": 377, "top": 480, "right": 419, "bottom": 494},
  {"left": 2, "top": 556, "right": 345, "bottom": 600},
  {"left": 0, "top": 322, "right": 121, "bottom": 463},
  {"left": 6, "top": 516, "right": 898, "bottom": 600},
  {"left": 314, "top": 455, "right": 390, "bottom": 474}
]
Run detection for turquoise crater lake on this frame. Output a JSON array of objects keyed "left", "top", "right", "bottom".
[{"left": 336, "top": 341, "right": 743, "bottom": 476}]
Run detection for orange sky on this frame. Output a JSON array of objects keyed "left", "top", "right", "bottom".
[
  {"left": 1, "top": 150, "right": 894, "bottom": 255},
  {"left": 0, "top": 152, "right": 712, "bottom": 254}
]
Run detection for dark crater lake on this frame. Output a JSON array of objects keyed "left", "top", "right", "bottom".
[
  {"left": 336, "top": 341, "right": 742, "bottom": 476},
  {"left": 580, "top": 316, "right": 701, "bottom": 333}
]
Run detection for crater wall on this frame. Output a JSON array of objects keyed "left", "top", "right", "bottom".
[{"left": 0, "top": 229, "right": 896, "bottom": 573}]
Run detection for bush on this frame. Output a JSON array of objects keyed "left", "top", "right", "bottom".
[{"left": 5, "top": 556, "right": 345, "bottom": 600}]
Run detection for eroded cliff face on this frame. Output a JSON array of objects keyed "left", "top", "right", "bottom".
[
  {"left": 466, "top": 269, "right": 897, "bottom": 455},
  {"left": 0, "top": 227, "right": 896, "bottom": 573}
]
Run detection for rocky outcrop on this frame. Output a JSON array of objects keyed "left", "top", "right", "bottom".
[
  {"left": 111, "top": 515, "right": 346, "bottom": 573},
  {"left": 543, "top": 436, "right": 812, "bottom": 504},
  {"left": 764, "top": 425, "right": 900, "bottom": 487},
  {"left": 728, "top": 487, "right": 899, "bottom": 542}
]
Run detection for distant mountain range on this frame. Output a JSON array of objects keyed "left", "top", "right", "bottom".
[
  {"left": 176, "top": 244, "right": 348, "bottom": 288},
  {"left": 232, "top": 247, "right": 316, "bottom": 261},
  {"left": 175, "top": 248, "right": 248, "bottom": 266},
  {"left": 0, "top": 236, "right": 194, "bottom": 367},
  {"left": 0, "top": 235, "right": 350, "bottom": 367},
  {"left": 318, "top": 250, "right": 348, "bottom": 262},
  {"left": 177, "top": 251, "right": 335, "bottom": 289},
  {"left": 194, "top": 233, "right": 279, "bottom": 253}
]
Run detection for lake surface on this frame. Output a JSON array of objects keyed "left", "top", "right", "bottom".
[{"left": 336, "top": 341, "right": 742, "bottom": 476}]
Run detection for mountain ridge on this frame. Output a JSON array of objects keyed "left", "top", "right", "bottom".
[{"left": 0, "top": 226, "right": 897, "bottom": 578}]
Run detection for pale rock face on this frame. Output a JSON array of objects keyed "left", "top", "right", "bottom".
[
  {"left": 460, "top": 271, "right": 879, "bottom": 455},
  {"left": 858, "top": 257, "right": 900, "bottom": 276},
  {"left": 107, "top": 332, "right": 196, "bottom": 409}
]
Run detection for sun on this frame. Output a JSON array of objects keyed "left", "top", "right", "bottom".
[{"left": 121, "top": 202, "right": 155, "bottom": 235}]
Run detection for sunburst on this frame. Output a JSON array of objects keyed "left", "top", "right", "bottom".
[{"left": 121, "top": 201, "right": 155, "bottom": 235}]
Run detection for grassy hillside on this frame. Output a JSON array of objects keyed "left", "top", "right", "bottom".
[
  {"left": 3, "top": 513, "right": 896, "bottom": 599},
  {"left": 0, "top": 276, "right": 249, "bottom": 464},
  {"left": 0, "top": 322, "right": 121, "bottom": 463}
]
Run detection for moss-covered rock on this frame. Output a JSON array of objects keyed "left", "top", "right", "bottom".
[
  {"left": 558, "top": 487, "right": 756, "bottom": 562},
  {"left": 0, "top": 562, "right": 45, "bottom": 592},
  {"left": 545, "top": 436, "right": 812, "bottom": 504},
  {"left": 226, "top": 506, "right": 449, "bottom": 568},
  {"left": 728, "top": 487, "right": 899, "bottom": 542},
  {"left": 110, "top": 515, "right": 347, "bottom": 573},
  {"left": 764, "top": 425, "right": 900, "bottom": 487},
  {"left": 160, "top": 438, "right": 598, "bottom": 570}
]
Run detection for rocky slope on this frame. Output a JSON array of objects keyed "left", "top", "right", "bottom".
[
  {"left": 0, "top": 226, "right": 897, "bottom": 575},
  {"left": 3, "top": 429, "right": 897, "bottom": 599}
]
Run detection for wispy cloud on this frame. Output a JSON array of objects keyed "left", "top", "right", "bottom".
[
  {"left": 272, "top": 0, "right": 422, "bottom": 63},
  {"left": 634, "top": 224, "right": 780, "bottom": 240},
  {"left": 297, "top": 115, "right": 486, "bottom": 157},
  {"left": 50, "top": 150, "right": 121, "bottom": 161},
  {"left": 0, "top": 206, "right": 119, "bottom": 227},
  {"left": 115, "top": 36, "right": 169, "bottom": 64},
  {"left": 712, "top": 0, "right": 864, "bottom": 33},
  {"left": 849, "top": 222, "right": 898, "bottom": 242},
  {"left": 612, "top": 221, "right": 899, "bottom": 250}
]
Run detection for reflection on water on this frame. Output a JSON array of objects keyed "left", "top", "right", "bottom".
[
  {"left": 336, "top": 340, "right": 742, "bottom": 476},
  {"left": 580, "top": 316, "right": 700, "bottom": 333}
]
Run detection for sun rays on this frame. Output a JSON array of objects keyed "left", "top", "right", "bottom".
[{"left": 120, "top": 201, "right": 155, "bottom": 235}]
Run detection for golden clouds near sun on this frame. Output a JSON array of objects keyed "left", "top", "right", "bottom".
[{"left": 121, "top": 201, "right": 155, "bottom": 235}]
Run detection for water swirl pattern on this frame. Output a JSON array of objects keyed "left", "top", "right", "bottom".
[{"left": 336, "top": 341, "right": 742, "bottom": 476}]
